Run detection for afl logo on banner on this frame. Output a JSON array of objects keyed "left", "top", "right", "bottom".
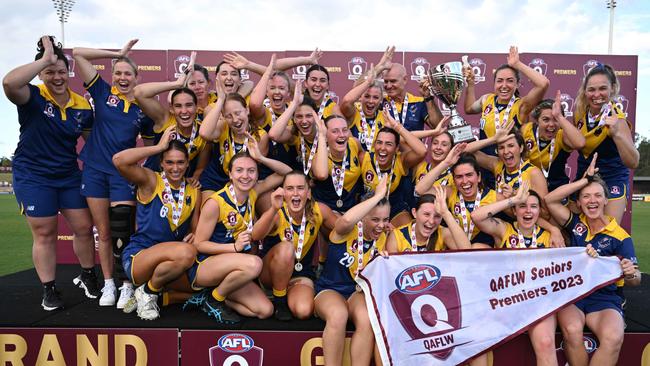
[
  {"left": 583, "top": 59, "right": 600, "bottom": 76},
  {"left": 469, "top": 58, "right": 486, "bottom": 83},
  {"left": 292, "top": 64, "right": 307, "bottom": 80},
  {"left": 613, "top": 95, "right": 629, "bottom": 117},
  {"left": 410, "top": 57, "right": 430, "bottom": 81},
  {"left": 395, "top": 264, "right": 441, "bottom": 294},
  {"left": 348, "top": 56, "right": 367, "bottom": 80},
  {"left": 528, "top": 58, "right": 547, "bottom": 76},
  {"left": 174, "top": 55, "right": 191, "bottom": 78},
  {"left": 209, "top": 333, "right": 263, "bottom": 366},
  {"left": 560, "top": 93, "right": 575, "bottom": 117}
]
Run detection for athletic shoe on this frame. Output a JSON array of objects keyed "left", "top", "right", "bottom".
[
  {"left": 122, "top": 295, "right": 137, "bottom": 314},
  {"left": 183, "top": 288, "right": 210, "bottom": 311},
  {"left": 134, "top": 285, "right": 160, "bottom": 321},
  {"left": 117, "top": 283, "right": 134, "bottom": 309},
  {"left": 99, "top": 281, "right": 117, "bottom": 306},
  {"left": 202, "top": 296, "right": 241, "bottom": 324},
  {"left": 72, "top": 270, "right": 100, "bottom": 299},
  {"left": 41, "top": 286, "right": 64, "bottom": 311},
  {"left": 274, "top": 297, "right": 293, "bottom": 322}
]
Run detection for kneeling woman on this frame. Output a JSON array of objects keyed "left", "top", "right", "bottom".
[
  {"left": 471, "top": 181, "right": 558, "bottom": 366},
  {"left": 252, "top": 172, "right": 338, "bottom": 321},
  {"left": 113, "top": 126, "right": 198, "bottom": 320},
  {"left": 314, "top": 178, "right": 390, "bottom": 366},
  {"left": 190, "top": 144, "right": 293, "bottom": 324},
  {"left": 386, "top": 186, "right": 470, "bottom": 253},
  {"left": 545, "top": 154, "right": 640, "bottom": 366}
]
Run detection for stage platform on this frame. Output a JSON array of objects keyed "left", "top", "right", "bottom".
[{"left": 1, "top": 265, "right": 648, "bottom": 365}]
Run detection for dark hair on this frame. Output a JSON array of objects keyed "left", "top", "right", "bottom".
[
  {"left": 578, "top": 174, "right": 610, "bottom": 200},
  {"left": 433, "top": 131, "right": 455, "bottom": 147},
  {"left": 376, "top": 127, "right": 400, "bottom": 146},
  {"left": 532, "top": 98, "right": 563, "bottom": 121},
  {"left": 497, "top": 127, "right": 528, "bottom": 158},
  {"left": 171, "top": 87, "right": 197, "bottom": 105},
  {"left": 228, "top": 150, "right": 255, "bottom": 173},
  {"left": 527, "top": 190, "right": 542, "bottom": 205},
  {"left": 283, "top": 171, "right": 315, "bottom": 225},
  {"left": 35, "top": 36, "right": 69, "bottom": 70},
  {"left": 360, "top": 191, "right": 390, "bottom": 208},
  {"left": 192, "top": 63, "right": 210, "bottom": 82},
  {"left": 494, "top": 64, "right": 520, "bottom": 98},
  {"left": 298, "top": 95, "right": 319, "bottom": 113},
  {"left": 323, "top": 114, "right": 347, "bottom": 127},
  {"left": 271, "top": 71, "right": 291, "bottom": 88},
  {"left": 160, "top": 139, "right": 189, "bottom": 161},
  {"left": 224, "top": 93, "right": 262, "bottom": 137},
  {"left": 306, "top": 64, "right": 330, "bottom": 81},
  {"left": 216, "top": 61, "right": 239, "bottom": 75},
  {"left": 451, "top": 153, "right": 481, "bottom": 178},
  {"left": 575, "top": 63, "right": 619, "bottom": 119},
  {"left": 415, "top": 193, "right": 441, "bottom": 250}
]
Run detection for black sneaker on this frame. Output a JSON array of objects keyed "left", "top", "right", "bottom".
[
  {"left": 183, "top": 288, "right": 210, "bottom": 311},
  {"left": 42, "top": 286, "right": 64, "bottom": 311},
  {"left": 72, "top": 270, "right": 100, "bottom": 299},
  {"left": 201, "top": 296, "right": 241, "bottom": 324},
  {"left": 274, "top": 297, "right": 293, "bottom": 322}
]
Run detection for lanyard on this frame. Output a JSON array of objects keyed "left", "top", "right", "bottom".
[
  {"left": 458, "top": 188, "right": 482, "bottom": 240},
  {"left": 291, "top": 208, "right": 308, "bottom": 262},
  {"left": 161, "top": 172, "right": 186, "bottom": 226},
  {"left": 514, "top": 224, "right": 539, "bottom": 248},
  {"left": 535, "top": 126, "right": 555, "bottom": 178},
  {"left": 409, "top": 221, "right": 430, "bottom": 252},
  {"left": 331, "top": 145, "right": 348, "bottom": 202},
  {"left": 494, "top": 95, "right": 517, "bottom": 131},
  {"left": 498, "top": 160, "right": 524, "bottom": 194},
  {"left": 389, "top": 94, "right": 409, "bottom": 125},
  {"left": 317, "top": 92, "right": 330, "bottom": 119},
  {"left": 587, "top": 102, "right": 612, "bottom": 129},
  {"left": 355, "top": 221, "right": 376, "bottom": 279},
  {"left": 300, "top": 132, "right": 318, "bottom": 175},
  {"left": 359, "top": 109, "right": 377, "bottom": 151},
  {"left": 228, "top": 183, "right": 253, "bottom": 232},
  {"left": 178, "top": 120, "right": 198, "bottom": 155},
  {"left": 374, "top": 153, "right": 396, "bottom": 198}
]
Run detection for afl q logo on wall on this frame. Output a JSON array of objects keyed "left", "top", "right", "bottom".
[
  {"left": 348, "top": 56, "right": 367, "bottom": 80},
  {"left": 209, "top": 333, "right": 263, "bottom": 366},
  {"left": 560, "top": 93, "right": 575, "bottom": 117},
  {"left": 613, "top": 95, "right": 629, "bottom": 117},
  {"left": 583, "top": 59, "right": 600, "bottom": 76},
  {"left": 410, "top": 57, "right": 430, "bottom": 81},
  {"left": 292, "top": 65, "right": 307, "bottom": 80},
  {"left": 469, "top": 58, "right": 486, "bottom": 83},
  {"left": 174, "top": 55, "right": 191, "bottom": 78},
  {"left": 528, "top": 58, "right": 547, "bottom": 76},
  {"left": 389, "top": 264, "right": 462, "bottom": 360}
]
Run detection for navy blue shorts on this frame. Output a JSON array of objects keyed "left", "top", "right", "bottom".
[
  {"left": 575, "top": 291, "right": 623, "bottom": 317},
  {"left": 14, "top": 170, "right": 87, "bottom": 217},
  {"left": 81, "top": 164, "right": 135, "bottom": 201}
]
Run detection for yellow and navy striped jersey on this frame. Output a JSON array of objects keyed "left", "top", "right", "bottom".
[
  {"left": 312, "top": 138, "right": 363, "bottom": 211},
  {"left": 393, "top": 221, "right": 445, "bottom": 253},
  {"left": 498, "top": 223, "right": 550, "bottom": 249}
]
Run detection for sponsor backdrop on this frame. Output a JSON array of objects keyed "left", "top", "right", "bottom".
[
  {"left": 54, "top": 49, "right": 637, "bottom": 263},
  {"left": 1, "top": 329, "right": 649, "bottom": 365}
]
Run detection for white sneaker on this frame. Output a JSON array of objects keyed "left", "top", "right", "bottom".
[
  {"left": 117, "top": 283, "right": 134, "bottom": 309},
  {"left": 99, "top": 282, "right": 117, "bottom": 306},
  {"left": 134, "top": 285, "right": 160, "bottom": 320}
]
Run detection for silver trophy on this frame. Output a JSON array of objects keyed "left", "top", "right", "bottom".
[{"left": 427, "top": 60, "right": 475, "bottom": 143}]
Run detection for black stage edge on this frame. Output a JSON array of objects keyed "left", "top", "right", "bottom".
[{"left": 1, "top": 265, "right": 649, "bottom": 332}]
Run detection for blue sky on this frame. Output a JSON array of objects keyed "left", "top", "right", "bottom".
[{"left": 1, "top": 0, "right": 648, "bottom": 157}]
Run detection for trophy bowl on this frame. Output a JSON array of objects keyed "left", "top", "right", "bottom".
[{"left": 427, "top": 61, "right": 475, "bottom": 143}]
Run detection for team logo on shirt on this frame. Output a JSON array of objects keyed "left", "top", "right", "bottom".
[
  {"left": 347, "top": 57, "right": 367, "bottom": 80},
  {"left": 227, "top": 211, "right": 237, "bottom": 226},
  {"left": 365, "top": 170, "right": 375, "bottom": 182},
  {"left": 468, "top": 58, "right": 486, "bottom": 83},
  {"left": 390, "top": 264, "right": 462, "bottom": 360},
  {"left": 65, "top": 54, "right": 75, "bottom": 77},
  {"left": 43, "top": 102, "right": 55, "bottom": 118},
  {"left": 613, "top": 95, "right": 629, "bottom": 117},
  {"left": 284, "top": 228, "right": 294, "bottom": 241},
  {"left": 526, "top": 138, "right": 534, "bottom": 151},
  {"left": 174, "top": 54, "right": 191, "bottom": 78},
  {"left": 573, "top": 223, "right": 588, "bottom": 236},
  {"left": 610, "top": 185, "right": 621, "bottom": 195},
  {"left": 106, "top": 95, "right": 120, "bottom": 107},
  {"left": 583, "top": 59, "right": 600, "bottom": 77},
  {"left": 223, "top": 139, "right": 230, "bottom": 153},
  {"left": 560, "top": 93, "right": 575, "bottom": 117},
  {"left": 508, "top": 234, "right": 519, "bottom": 248},
  {"left": 528, "top": 58, "right": 547, "bottom": 76},
  {"left": 483, "top": 104, "right": 493, "bottom": 116},
  {"left": 410, "top": 57, "right": 430, "bottom": 81},
  {"left": 453, "top": 203, "right": 461, "bottom": 215}
]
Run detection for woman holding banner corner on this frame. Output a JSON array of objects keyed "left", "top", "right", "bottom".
[{"left": 545, "top": 153, "right": 640, "bottom": 366}]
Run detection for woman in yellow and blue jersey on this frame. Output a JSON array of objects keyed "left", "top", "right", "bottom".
[
  {"left": 73, "top": 39, "right": 154, "bottom": 308},
  {"left": 386, "top": 186, "right": 471, "bottom": 253},
  {"left": 545, "top": 155, "right": 640, "bottom": 366},
  {"left": 3, "top": 36, "right": 99, "bottom": 311},
  {"left": 360, "top": 110, "right": 427, "bottom": 227},
  {"left": 252, "top": 172, "right": 338, "bottom": 321},
  {"left": 463, "top": 46, "right": 549, "bottom": 189},
  {"left": 189, "top": 144, "right": 293, "bottom": 324},
  {"left": 471, "top": 182, "right": 557, "bottom": 365},
  {"left": 113, "top": 126, "right": 198, "bottom": 321},
  {"left": 572, "top": 63, "right": 638, "bottom": 223},
  {"left": 303, "top": 64, "right": 341, "bottom": 119},
  {"left": 314, "top": 177, "right": 390, "bottom": 366}
]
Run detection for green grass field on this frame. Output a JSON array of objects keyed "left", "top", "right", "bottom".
[{"left": 0, "top": 195, "right": 648, "bottom": 275}]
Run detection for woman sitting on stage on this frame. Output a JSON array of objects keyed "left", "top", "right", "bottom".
[
  {"left": 314, "top": 177, "right": 390, "bottom": 366},
  {"left": 252, "top": 171, "right": 338, "bottom": 321},
  {"left": 112, "top": 126, "right": 198, "bottom": 321},
  {"left": 471, "top": 181, "right": 558, "bottom": 366},
  {"left": 188, "top": 143, "right": 292, "bottom": 324},
  {"left": 545, "top": 154, "right": 640, "bottom": 366}
]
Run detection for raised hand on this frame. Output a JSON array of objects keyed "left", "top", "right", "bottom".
[
  {"left": 586, "top": 244, "right": 598, "bottom": 258},
  {"left": 381, "top": 109, "right": 400, "bottom": 130},
  {"left": 584, "top": 152, "right": 599, "bottom": 178},
  {"left": 552, "top": 90, "right": 563, "bottom": 119},
  {"left": 431, "top": 115, "right": 450, "bottom": 136},
  {"left": 246, "top": 133, "right": 262, "bottom": 161},
  {"left": 40, "top": 36, "right": 58, "bottom": 65},
  {"left": 513, "top": 180, "right": 530, "bottom": 205},
  {"left": 119, "top": 39, "right": 139, "bottom": 58},
  {"left": 183, "top": 233, "right": 195, "bottom": 244},
  {"left": 293, "top": 80, "right": 304, "bottom": 105},
  {"left": 443, "top": 142, "right": 467, "bottom": 166},
  {"left": 419, "top": 78, "right": 432, "bottom": 98},
  {"left": 463, "top": 66, "right": 475, "bottom": 85},
  {"left": 315, "top": 112, "right": 327, "bottom": 136},
  {"left": 500, "top": 183, "right": 514, "bottom": 199},
  {"left": 309, "top": 48, "right": 323, "bottom": 65},
  {"left": 375, "top": 174, "right": 389, "bottom": 198},
  {"left": 270, "top": 188, "right": 285, "bottom": 210},
  {"left": 432, "top": 185, "right": 449, "bottom": 216},
  {"left": 507, "top": 46, "right": 520, "bottom": 67},
  {"left": 215, "top": 77, "right": 227, "bottom": 100},
  {"left": 376, "top": 46, "right": 395, "bottom": 73},
  {"left": 223, "top": 51, "right": 249, "bottom": 70},
  {"left": 235, "top": 232, "right": 252, "bottom": 251},
  {"left": 158, "top": 125, "right": 177, "bottom": 150}
]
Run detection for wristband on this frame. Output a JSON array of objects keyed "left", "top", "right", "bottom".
[{"left": 233, "top": 243, "right": 239, "bottom": 253}]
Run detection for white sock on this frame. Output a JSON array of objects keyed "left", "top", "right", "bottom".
[{"left": 103, "top": 278, "right": 115, "bottom": 288}]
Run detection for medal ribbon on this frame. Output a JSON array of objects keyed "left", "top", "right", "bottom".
[
  {"left": 359, "top": 108, "right": 377, "bottom": 151},
  {"left": 515, "top": 224, "right": 539, "bottom": 248},
  {"left": 535, "top": 125, "right": 555, "bottom": 178},
  {"left": 161, "top": 172, "right": 186, "bottom": 226},
  {"left": 228, "top": 183, "right": 253, "bottom": 232},
  {"left": 355, "top": 221, "right": 376, "bottom": 279},
  {"left": 458, "top": 188, "right": 482, "bottom": 240},
  {"left": 300, "top": 132, "right": 318, "bottom": 175},
  {"left": 292, "top": 207, "right": 308, "bottom": 262},
  {"left": 317, "top": 92, "right": 330, "bottom": 119},
  {"left": 331, "top": 145, "right": 348, "bottom": 201},
  {"left": 494, "top": 95, "right": 517, "bottom": 131},
  {"left": 373, "top": 153, "right": 396, "bottom": 198},
  {"left": 389, "top": 94, "right": 409, "bottom": 125}
]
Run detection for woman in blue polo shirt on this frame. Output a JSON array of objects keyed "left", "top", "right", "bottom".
[{"left": 3, "top": 36, "right": 99, "bottom": 310}]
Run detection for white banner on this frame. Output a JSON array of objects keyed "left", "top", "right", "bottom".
[{"left": 356, "top": 247, "right": 622, "bottom": 366}]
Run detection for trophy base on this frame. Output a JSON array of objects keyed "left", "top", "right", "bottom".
[{"left": 448, "top": 124, "right": 475, "bottom": 143}]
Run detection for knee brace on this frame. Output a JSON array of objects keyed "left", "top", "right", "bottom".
[{"left": 110, "top": 205, "right": 135, "bottom": 280}]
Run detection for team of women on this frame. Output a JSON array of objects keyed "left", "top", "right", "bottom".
[{"left": 3, "top": 36, "right": 641, "bottom": 366}]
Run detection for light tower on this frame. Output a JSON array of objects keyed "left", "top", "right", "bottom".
[
  {"left": 607, "top": 0, "right": 617, "bottom": 54},
  {"left": 52, "top": 0, "right": 75, "bottom": 47}
]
